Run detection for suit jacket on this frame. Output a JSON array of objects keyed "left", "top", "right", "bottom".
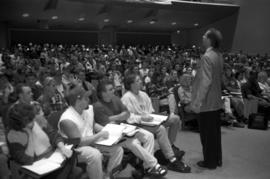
[{"left": 191, "top": 48, "right": 223, "bottom": 113}]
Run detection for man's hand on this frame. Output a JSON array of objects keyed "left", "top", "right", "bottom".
[
  {"left": 59, "top": 146, "right": 73, "bottom": 158},
  {"left": 141, "top": 115, "right": 154, "bottom": 122},
  {"left": 184, "top": 105, "right": 192, "bottom": 113},
  {"left": 190, "top": 103, "right": 201, "bottom": 114},
  {"left": 98, "top": 131, "right": 109, "bottom": 139}
]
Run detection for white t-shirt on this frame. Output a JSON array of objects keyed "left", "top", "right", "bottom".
[{"left": 58, "top": 106, "right": 94, "bottom": 138}]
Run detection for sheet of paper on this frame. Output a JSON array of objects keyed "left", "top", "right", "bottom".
[
  {"left": 22, "top": 159, "right": 61, "bottom": 175},
  {"left": 46, "top": 144, "right": 73, "bottom": 164},
  {"left": 22, "top": 144, "right": 72, "bottom": 175},
  {"left": 140, "top": 114, "right": 168, "bottom": 126},
  {"left": 96, "top": 124, "right": 125, "bottom": 146}
]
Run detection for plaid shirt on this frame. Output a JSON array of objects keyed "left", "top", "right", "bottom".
[{"left": 49, "top": 90, "right": 68, "bottom": 113}]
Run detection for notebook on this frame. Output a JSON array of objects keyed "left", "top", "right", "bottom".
[
  {"left": 120, "top": 123, "right": 139, "bottom": 137},
  {"left": 95, "top": 124, "right": 126, "bottom": 146},
  {"left": 22, "top": 144, "right": 73, "bottom": 176},
  {"left": 140, "top": 114, "right": 168, "bottom": 126}
]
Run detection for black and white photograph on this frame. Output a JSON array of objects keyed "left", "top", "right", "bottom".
[{"left": 0, "top": 0, "right": 269, "bottom": 179}]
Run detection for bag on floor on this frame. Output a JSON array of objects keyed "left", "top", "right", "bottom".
[{"left": 248, "top": 113, "right": 268, "bottom": 130}]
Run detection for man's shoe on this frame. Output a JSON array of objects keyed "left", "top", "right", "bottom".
[
  {"left": 217, "top": 161, "right": 222, "bottom": 167},
  {"left": 172, "top": 145, "right": 185, "bottom": 160},
  {"left": 233, "top": 121, "right": 245, "bottom": 128},
  {"left": 197, "top": 161, "right": 216, "bottom": 170},
  {"left": 167, "top": 160, "right": 191, "bottom": 173}
]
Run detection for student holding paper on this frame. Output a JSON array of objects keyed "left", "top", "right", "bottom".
[
  {"left": 121, "top": 73, "right": 191, "bottom": 173},
  {"left": 93, "top": 79, "right": 167, "bottom": 177},
  {"left": 6, "top": 103, "right": 74, "bottom": 178},
  {"left": 58, "top": 84, "right": 123, "bottom": 179}
]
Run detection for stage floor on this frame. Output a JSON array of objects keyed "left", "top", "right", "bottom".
[{"left": 118, "top": 125, "right": 270, "bottom": 179}]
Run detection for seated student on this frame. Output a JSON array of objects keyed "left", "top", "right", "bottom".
[
  {"left": 6, "top": 103, "right": 74, "bottom": 179},
  {"left": 242, "top": 71, "right": 270, "bottom": 120},
  {"left": 38, "top": 77, "right": 68, "bottom": 116},
  {"left": 258, "top": 71, "right": 270, "bottom": 99},
  {"left": 121, "top": 73, "right": 191, "bottom": 173},
  {"left": 58, "top": 84, "right": 123, "bottom": 179},
  {"left": 0, "top": 117, "right": 10, "bottom": 179},
  {"left": 223, "top": 67, "right": 245, "bottom": 126},
  {"left": 93, "top": 79, "right": 167, "bottom": 177}
]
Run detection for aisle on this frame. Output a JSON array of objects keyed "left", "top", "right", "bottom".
[{"left": 118, "top": 126, "right": 270, "bottom": 179}]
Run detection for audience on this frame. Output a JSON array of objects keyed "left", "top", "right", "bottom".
[
  {"left": 93, "top": 79, "right": 167, "bottom": 177},
  {"left": 6, "top": 103, "right": 74, "bottom": 178},
  {"left": 121, "top": 73, "right": 191, "bottom": 173},
  {"left": 58, "top": 84, "right": 123, "bottom": 179},
  {"left": 0, "top": 42, "right": 269, "bottom": 178}
]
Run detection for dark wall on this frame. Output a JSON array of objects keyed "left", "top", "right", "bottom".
[
  {"left": 10, "top": 29, "right": 98, "bottom": 46},
  {"left": 188, "top": 0, "right": 270, "bottom": 54},
  {"left": 116, "top": 32, "right": 171, "bottom": 45},
  {"left": 232, "top": 0, "right": 270, "bottom": 54},
  {"left": 0, "top": 22, "right": 8, "bottom": 49},
  {"left": 188, "top": 12, "right": 239, "bottom": 51}
]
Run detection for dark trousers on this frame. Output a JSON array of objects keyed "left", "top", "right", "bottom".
[{"left": 198, "top": 110, "right": 222, "bottom": 168}]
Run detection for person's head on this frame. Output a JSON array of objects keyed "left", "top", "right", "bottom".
[
  {"left": 77, "top": 70, "right": 86, "bottom": 81},
  {"left": 132, "top": 65, "right": 139, "bottom": 74},
  {"left": 124, "top": 73, "right": 142, "bottom": 93},
  {"left": 43, "top": 76, "right": 56, "bottom": 97},
  {"left": 175, "top": 64, "right": 180, "bottom": 71},
  {"left": 65, "top": 84, "right": 92, "bottom": 111},
  {"left": 16, "top": 83, "right": 33, "bottom": 104},
  {"left": 180, "top": 74, "right": 192, "bottom": 88},
  {"left": 8, "top": 103, "right": 35, "bottom": 130},
  {"left": 98, "top": 63, "right": 106, "bottom": 75},
  {"left": 202, "top": 28, "right": 223, "bottom": 49},
  {"left": 257, "top": 71, "right": 268, "bottom": 83},
  {"left": 161, "top": 66, "right": 167, "bottom": 75},
  {"left": 248, "top": 71, "right": 258, "bottom": 83},
  {"left": 171, "top": 70, "right": 178, "bottom": 79},
  {"left": 97, "top": 79, "right": 115, "bottom": 102},
  {"left": 25, "top": 73, "right": 37, "bottom": 87}
]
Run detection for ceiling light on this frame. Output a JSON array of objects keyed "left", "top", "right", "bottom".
[
  {"left": 149, "top": 20, "right": 156, "bottom": 24},
  {"left": 22, "top": 13, "right": 29, "bottom": 18},
  {"left": 127, "top": 20, "right": 133, "bottom": 24},
  {"left": 78, "top": 17, "right": 85, "bottom": 21},
  {"left": 52, "top": 16, "right": 58, "bottom": 20},
  {"left": 171, "top": 22, "right": 177, "bottom": 26},
  {"left": 104, "top": 18, "right": 110, "bottom": 23},
  {"left": 177, "top": 30, "right": 180, "bottom": 34},
  {"left": 194, "top": 23, "right": 199, "bottom": 26}
]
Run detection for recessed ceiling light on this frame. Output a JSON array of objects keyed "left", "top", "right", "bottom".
[
  {"left": 22, "top": 13, "right": 29, "bottom": 18},
  {"left": 127, "top": 20, "right": 133, "bottom": 24},
  {"left": 78, "top": 17, "right": 85, "bottom": 21},
  {"left": 171, "top": 22, "right": 177, "bottom": 26},
  {"left": 52, "top": 16, "right": 58, "bottom": 20},
  {"left": 104, "top": 19, "right": 110, "bottom": 23},
  {"left": 177, "top": 30, "right": 180, "bottom": 34},
  {"left": 194, "top": 23, "right": 199, "bottom": 26},
  {"left": 149, "top": 20, "right": 156, "bottom": 24}
]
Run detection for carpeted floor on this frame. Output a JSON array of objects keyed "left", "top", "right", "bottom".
[{"left": 117, "top": 125, "right": 270, "bottom": 179}]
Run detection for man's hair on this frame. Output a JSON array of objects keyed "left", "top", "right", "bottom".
[
  {"left": 124, "top": 73, "right": 138, "bottom": 91},
  {"left": 96, "top": 79, "right": 114, "bottom": 100},
  {"left": 15, "top": 83, "right": 28, "bottom": 96},
  {"left": 65, "top": 84, "right": 88, "bottom": 106},
  {"left": 8, "top": 103, "right": 35, "bottom": 130},
  {"left": 206, "top": 28, "right": 223, "bottom": 49}
]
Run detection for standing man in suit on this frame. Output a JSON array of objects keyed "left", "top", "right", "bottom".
[{"left": 187, "top": 28, "right": 223, "bottom": 169}]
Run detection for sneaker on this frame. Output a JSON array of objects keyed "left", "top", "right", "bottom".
[
  {"left": 167, "top": 160, "right": 191, "bottom": 173},
  {"left": 172, "top": 145, "right": 185, "bottom": 160},
  {"left": 145, "top": 164, "right": 168, "bottom": 177},
  {"left": 233, "top": 121, "right": 245, "bottom": 128}
]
